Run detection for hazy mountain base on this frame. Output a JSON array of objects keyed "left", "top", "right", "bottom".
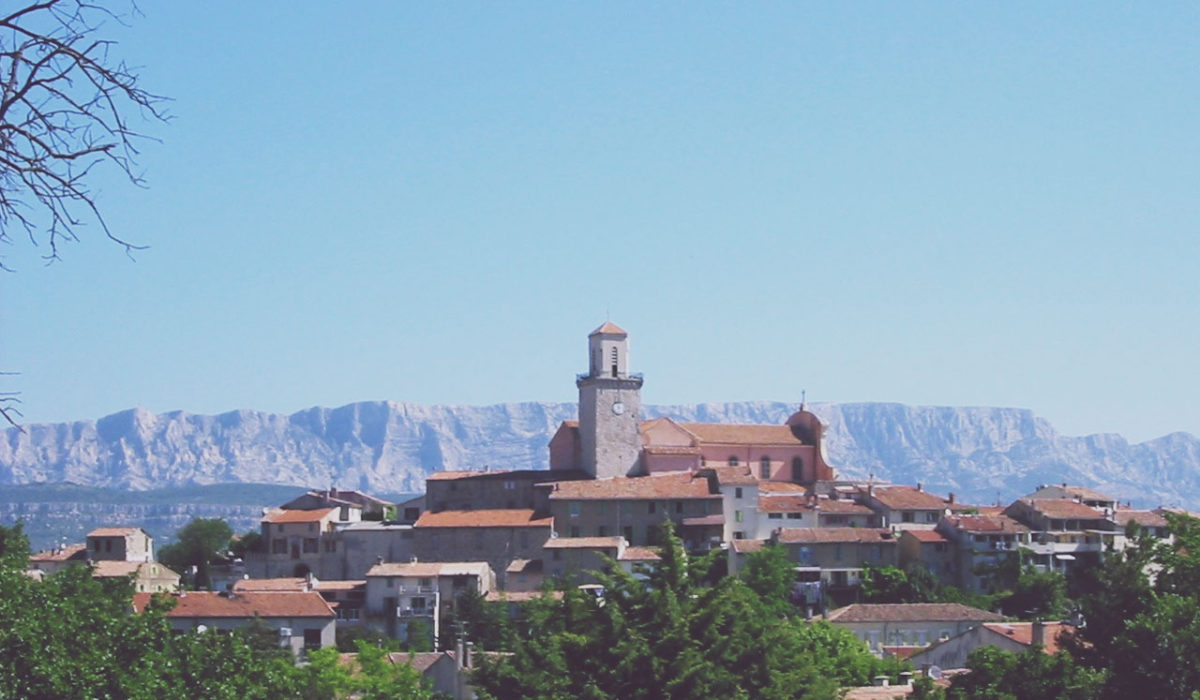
[{"left": 2, "top": 401, "right": 1198, "bottom": 512}]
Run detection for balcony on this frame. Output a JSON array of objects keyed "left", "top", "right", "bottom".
[{"left": 397, "top": 607, "right": 433, "bottom": 618}]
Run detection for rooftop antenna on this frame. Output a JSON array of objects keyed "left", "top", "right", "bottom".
[{"left": 800, "top": 389, "right": 807, "bottom": 410}]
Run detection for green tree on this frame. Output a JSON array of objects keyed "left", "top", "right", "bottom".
[
  {"left": 998, "top": 567, "right": 1067, "bottom": 619},
  {"left": 159, "top": 518, "right": 233, "bottom": 590},
  {"left": 947, "top": 644, "right": 1101, "bottom": 700}
]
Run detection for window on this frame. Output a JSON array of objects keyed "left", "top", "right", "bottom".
[
  {"left": 733, "top": 531, "right": 745, "bottom": 539},
  {"left": 105, "top": 540, "right": 112, "bottom": 553},
  {"left": 611, "top": 347, "right": 619, "bottom": 377},
  {"left": 735, "top": 487, "right": 743, "bottom": 499},
  {"left": 648, "top": 502, "right": 656, "bottom": 514},
  {"left": 504, "top": 481, "right": 516, "bottom": 490},
  {"left": 404, "top": 507, "right": 420, "bottom": 521},
  {"left": 339, "top": 506, "right": 349, "bottom": 520},
  {"left": 926, "top": 512, "right": 938, "bottom": 523},
  {"left": 596, "top": 502, "right": 606, "bottom": 515},
  {"left": 411, "top": 596, "right": 427, "bottom": 610},
  {"left": 786, "top": 512, "right": 802, "bottom": 520},
  {"left": 570, "top": 526, "right": 581, "bottom": 538},
  {"left": 623, "top": 526, "right": 634, "bottom": 542},
  {"left": 569, "top": 503, "right": 581, "bottom": 518},
  {"left": 620, "top": 502, "right": 632, "bottom": 516},
  {"left": 552, "top": 550, "right": 562, "bottom": 561},
  {"left": 272, "top": 538, "right": 287, "bottom": 554},
  {"left": 760, "top": 457, "right": 771, "bottom": 479},
  {"left": 323, "top": 540, "right": 336, "bottom": 553},
  {"left": 519, "top": 532, "right": 529, "bottom": 548},
  {"left": 835, "top": 544, "right": 843, "bottom": 560},
  {"left": 674, "top": 501, "right": 683, "bottom": 514},
  {"left": 303, "top": 538, "right": 318, "bottom": 554},
  {"left": 598, "top": 526, "right": 608, "bottom": 537},
  {"left": 309, "top": 523, "right": 316, "bottom": 532},
  {"left": 902, "top": 512, "right": 914, "bottom": 523},
  {"left": 734, "top": 510, "right": 743, "bottom": 523},
  {"left": 769, "top": 513, "right": 783, "bottom": 520},
  {"left": 387, "top": 578, "right": 395, "bottom": 588},
  {"left": 303, "top": 629, "right": 322, "bottom": 650},
  {"left": 792, "top": 457, "right": 803, "bottom": 480},
  {"left": 339, "top": 608, "right": 360, "bottom": 621},
  {"left": 728, "top": 456, "right": 739, "bottom": 467}
]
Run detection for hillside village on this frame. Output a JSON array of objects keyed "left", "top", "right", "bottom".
[{"left": 23, "top": 323, "right": 1187, "bottom": 697}]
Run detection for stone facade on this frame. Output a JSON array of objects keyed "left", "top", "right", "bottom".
[{"left": 577, "top": 322, "right": 644, "bottom": 479}]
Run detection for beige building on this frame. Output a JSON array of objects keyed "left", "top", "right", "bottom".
[
  {"left": 541, "top": 471, "right": 724, "bottom": 550},
  {"left": 261, "top": 506, "right": 360, "bottom": 578},
  {"left": 864, "top": 485, "right": 958, "bottom": 530},
  {"left": 87, "top": 527, "right": 154, "bottom": 562},
  {"left": 824, "top": 603, "right": 1003, "bottom": 656},
  {"left": 28, "top": 544, "right": 88, "bottom": 575},
  {"left": 365, "top": 561, "right": 494, "bottom": 643},
  {"left": 411, "top": 509, "right": 552, "bottom": 584},
  {"left": 132, "top": 591, "right": 336, "bottom": 655},
  {"left": 92, "top": 560, "right": 180, "bottom": 593}
]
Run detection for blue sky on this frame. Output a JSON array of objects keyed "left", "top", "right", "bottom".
[{"left": 1, "top": 2, "right": 1197, "bottom": 443}]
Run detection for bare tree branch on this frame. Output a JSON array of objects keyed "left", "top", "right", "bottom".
[{"left": 0, "top": 0, "right": 168, "bottom": 269}]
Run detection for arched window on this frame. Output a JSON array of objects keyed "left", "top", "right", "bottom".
[
  {"left": 792, "top": 457, "right": 804, "bottom": 482},
  {"left": 728, "top": 456, "right": 739, "bottom": 467},
  {"left": 760, "top": 456, "right": 771, "bottom": 479}
]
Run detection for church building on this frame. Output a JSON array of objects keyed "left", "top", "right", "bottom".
[{"left": 549, "top": 322, "right": 836, "bottom": 485}]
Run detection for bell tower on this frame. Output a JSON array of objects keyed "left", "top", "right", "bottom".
[{"left": 577, "top": 322, "right": 643, "bottom": 479}]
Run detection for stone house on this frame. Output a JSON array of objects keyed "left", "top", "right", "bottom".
[
  {"left": 132, "top": 591, "right": 336, "bottom": 655},
  {"left": 824, "top": 603, "right": 1003, "bottom": 656}
]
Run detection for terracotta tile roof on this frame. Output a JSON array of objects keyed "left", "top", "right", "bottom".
[
  {"left": 759, "top": 496, "right": 872, "bottom": 515},
  {"left": 681, "top": 514, "right": 725, "bottom": 527},
  {"left": 427, "top": 470, "right": 510, "bottom": 481},
  {"left": 731, "top": 539, "right": 765, "bottom": 554},
  {"left": 903, "top": 530, "right": 950, "bottom": 543},
  {"left": 366, "top": 561, "right": 491, "bottom": 578},
  {"left": 619, "top": 546, "right": 661, "bottom": 561},
  {"left": 233, "top": 578, "right": 308, "bottom": 592},
  {"left": 87, "top": 527, "right": 143, "bottom": 537},
  {"left": 758, "top": 481, "right": 808, "bottom": 494},
  {"left": 543, "top": 536, "right": 624, "bottom": 550},
  {"left": 679, "top": 423, "right": 808, "bottom": 446},
  {"left": 1024, "top": 485, "right": 1114, "bottom": 502},
  {"left": 943, "top": 514, "right": 1028, "bottom": 534},
  {"left": 982, "top": 622, "right": 1072, "bottom": 654},
  {"left": 315, "top": 579, "right": 366, "bottom": 592},
  {"left": 263, "top": 507, "right": 337, "bottom": 524},
  {"left": 1113, "top": 509, "right": 1168, "bottom": 528},
  {"left": 414, "top": 509, "right": 553, "bottom": 528},
  {"left": 546, "top": 472, "right": 717, "bottom": 500},
  {"left": 775, "top": 528, "right": 895, "bottom": 544},
  {"left": 643, "top": 445, "right": 703, "bottom": 455},
  {"left": 505, "top": 558, "right": 542, "bottom": 574},
  {"left": 92, "top": 561, "right": 174, "bottom": 579},
  {"left": 29, "top": 544, "right": 87, "bottom": 563},
  {"left": 590, "top": 321, "right": 627, "bottom": 336},
  {"left": 133, "top": 591, "right": 334, "bottom": 618},
  {"left": 826, "top": 603, "right": 1003, "bottom": 624},
  {"left": 702, "top": 466, "right": 758, "bottom": 485},
  {"left": 870, "top": 486, "right": 951, "bottom": 511},
  {"left": 1016, "top": 498, "right": 1106, "bottom": 520}
]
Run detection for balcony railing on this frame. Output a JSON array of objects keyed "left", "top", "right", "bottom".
[{"left": 397, "top": 608, "right": 433, "bottom": 618}]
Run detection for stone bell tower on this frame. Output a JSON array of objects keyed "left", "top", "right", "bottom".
[{"left": 576, "top": 322, "right": 643, "bottom": 479}]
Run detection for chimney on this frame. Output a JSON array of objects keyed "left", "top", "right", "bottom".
[
  {"left": 948, "top": 492, "right": 956, "bottom": 504},
  {"left": 916, "top": 482, "right": 923, "bottom": 492},
  {"left": 1032, "top": 620, "right": 1047, "bottom": 647},
  {"left": 872, "top": 676, "right": 889, "bottom": 687},
  {"left": 465, "top": 641, "right": 475, "bottom": 669},
  {"left": 456, "top": 637, "right": 465, "bottom": 669},
  {"left": 899, "top": 671, "right": 913, "bottom": 686},
  {"left": 375, "top": 555, "right": 384, "bottom": 566}
]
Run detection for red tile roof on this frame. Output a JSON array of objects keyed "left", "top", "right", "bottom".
[
  {"left": 775, "top": 528, "right": 894, "bottom": 544},
  {"left": 681, "top": 514, "right": 725, "bottom": 527},
  {"left": 92, "top": 561, "right": 177, "bottom": 579},
  {"left": 233, "top": 578, "right": 309, "bottom": 593},
  {"left": 943, "top": 514, "right": 1028, "bottom": 534},
  {"left": 1113, "top": 509, "right": 1168, "bottom": 528},
  {"left": 903, "top": 530, "right": 950, "bottom": 543},
  {"left": 543, "top": 536, "right": 624, "bottom": 550},
  {"left": 731, "top": 539, "right": 765, "bottom": 554},
  {"left": 982, "top": 622, "right": 1072, "bottom": 654},
  {"left": 826, "top": 603, "right": 1003, "bottom": 624},
  {"left": 758, "top": 496, "right": 872, "bottom": 515},
  {"left": 679, "top": 423, "right": 808, "bottom": 446},
  {"left": 546, "top": 472, "right": 717, "bottom": 500},
  {"left": 619, "top": 546, "right": 661, "bottom": 561},
  {"left": 263, "top": 507, "right": 337, "bottom": 524},
  {"left": 1014, "top": 499, "right": 1106, "bottom": 520},
  {"left": 366, "top": 561, "right": 491, "bottom": 578},
  {"left": 29, "top": 544, "right": 87, "bottom": 563},
  {"left": 133, "top": 591, "right": 334, "bottom": 618},
  {"left": 701, "top": 466, "right": 758, "bottom": 485},
  {"left": 485, "top": 590, "right": 563, "bottom": 602},
  {"left": 590, "top": 321, "right": 627, "bottom": 336},
  {"left": 1024, "top": 485, "right": 1114, "bottom": 503},
  {"left": 87, "top": 527, "right": 143, "bottom": 537},
  {"left": 758, "top": 481, "right": 808, "bottom": 494},
  {"left": 414, "top": 509, "right": 552, "bottom": 528},
  {"left": 870, "top": 486, "right": 951, "bottom": 511},
  {"left": 427, "top": 470, "right": 511, "bottom": 481}
]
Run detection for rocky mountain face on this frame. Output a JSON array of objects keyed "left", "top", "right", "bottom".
[{"left": 3, "top": 401, "right": 1199, "bottom": 509}]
